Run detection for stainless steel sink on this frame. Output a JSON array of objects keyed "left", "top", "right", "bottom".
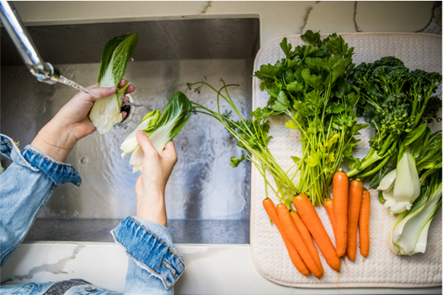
[{"left": 0, "top": 18, "right": 260, "bottom": 243}]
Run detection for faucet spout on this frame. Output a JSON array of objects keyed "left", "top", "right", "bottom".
[{"left": 0, "top": 1, "right": 59, "bottom": 84}]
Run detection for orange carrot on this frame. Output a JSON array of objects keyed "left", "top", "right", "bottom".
[
  {"left": 333, "top": 170, "right": 349, "bottom": 257},
  {"left": 290, "top": 210, "right": 324, "bottom": 276},
  {"left": 262, "top": 199, "right": 309, "bottom": 277},
  {"left": 324, "top": 198, "right": 337, "bottom": 241},
  {"left": 293, "top": 194, "right": 341, "bottom": 272},
  {"left": 359, "top": 189, "right": 371, "bottom": 258},
  {"left": 276, "top": 203, "right": 323, "bottom": 279},
  {"left": 346, "top": 179, "right": 364, "bottom": 262}
]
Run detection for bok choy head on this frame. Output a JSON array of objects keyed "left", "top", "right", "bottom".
[
  {"left": 378, "top": 129, "right": 442, "bottom": 214},
  {"left": 89, "top": 33, "right": 138, "bottom": 134},
  {"left": 121, "top": 91, "right": 193, "bottom": 173},
  {"left": 390, "top": 170, "right": 442, "bottom": 255}
]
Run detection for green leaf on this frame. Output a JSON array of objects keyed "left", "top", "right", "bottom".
[
  {"left": 230, "top": 154, "right": 247, "bottom": 167},
  {"left": 326, "top": 102, "right": 345, "bottom": 114},
  {"left": 272, "top": 91, "right": 290, "bottom": 112},
  {"left": 148, "top": 91, "right": 193, "bottom": 154},
  {"left": 301, "top": 30, "right": 321, "bottom": 47},
  {"left": 280, "top": 37, "right": 292, "bottom": 58},
  {"left": 286, "top": 81, "right": 304, "bottom": 93},
  {"left": 301, "top": 68, "right": 322, "bottom": 89},
  {"left": 305, "top": 153, "right": 319, "bottom": 167},
  {"left": 325, "top": 134, "right": 340, "bottom": 148},
  {"left": 98, "top": 33, "right": 139, "bottom": 87},
  {"left": 291, "top": 156, "right": 302, "bottom": 164},
  {"left": 285, "top": 120, "right": 298, "bottom": 129}
]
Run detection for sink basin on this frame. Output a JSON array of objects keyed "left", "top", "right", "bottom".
[{"left": 0, "top": 18, "right": 260, "bottom": 243}]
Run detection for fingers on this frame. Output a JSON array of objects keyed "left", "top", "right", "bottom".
[
  {"left": 136, "top": 130, "right": 158, "bottom": 157},
  {"left": 118, "top": 79, "right": 127, "bottom": 88},
  {"left": 126, "top": 84, "right": 135, "bottom": 94},
  {"left": 161, "top": 141, "right": 178, "bottom": 164}
]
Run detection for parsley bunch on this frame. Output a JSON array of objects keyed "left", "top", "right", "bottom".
[{"left": 253, "top": 31, "right": 367, "bottom": 205}]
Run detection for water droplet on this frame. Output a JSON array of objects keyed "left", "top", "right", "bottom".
[{"left": 79, "top": 157, "right": 89, "bottom": 165}]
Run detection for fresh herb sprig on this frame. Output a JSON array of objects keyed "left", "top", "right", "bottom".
[
  {"left": 253, "top": 30, "right": 367, "bottom": 205},
  {"left": 187, "top": 79, "right": 297, "bottom": 209}
]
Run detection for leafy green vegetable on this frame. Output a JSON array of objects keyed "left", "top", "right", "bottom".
[
  {"left": 90, "top": 33, "right": 139, "bottom": 134},
  {"left": 389, "top": 170, "right": 442, "bottom": 255},
  {"left": 121, "top": 91, "right": 193, "bottom": 173},
  {"left": 253, "top": 30, "right": 367, "bottom": 205},
  {"left": 188, "top": 80, "right": 297, "bottom": 209},
  {"left": 347, "top": 56, "right": 442, "bottom": 184}
]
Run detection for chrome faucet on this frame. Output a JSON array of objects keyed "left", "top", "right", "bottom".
[{"left": 0, "top": 1, "right": 59, "bottom": 84}]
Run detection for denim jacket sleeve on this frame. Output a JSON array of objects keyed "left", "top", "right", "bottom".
[
  {"left": 0, "top": 134, "right": 81, "bottom": 266},
  {"left": 111, "top": 216, "right": 185, "bottom": 294}
]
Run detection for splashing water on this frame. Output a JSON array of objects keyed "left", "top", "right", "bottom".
[{"left": 58, "top": 75, "right": 98, "bottom": 97}]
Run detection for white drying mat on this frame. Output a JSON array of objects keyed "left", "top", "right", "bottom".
[{"left": 251, "top": 33, "right": 442, "bottom": 288}]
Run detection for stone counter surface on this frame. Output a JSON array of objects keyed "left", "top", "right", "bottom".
[{"left": 14, "top": 1, "right": 441, "bottom": 43}]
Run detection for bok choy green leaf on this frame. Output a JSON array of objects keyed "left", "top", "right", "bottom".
[
  {"left": 121, "top": 91, "right": 193, "bottom": 173},
  {"left": 90, "top": 33, "right": 138, "bottom": 134}
]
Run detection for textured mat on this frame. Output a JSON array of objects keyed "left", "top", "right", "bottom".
[{"left": 251, "top": 33, "right": 442, "bottom": 288}]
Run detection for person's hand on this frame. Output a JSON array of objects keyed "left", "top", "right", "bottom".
[
  {"left": 134, "top": 131, "right": 177, "bottom": 226},
  {"left": 31, "top": 80, "right": 135, "bottom": 162}
]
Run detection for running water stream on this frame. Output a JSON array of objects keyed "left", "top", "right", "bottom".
[{"left": 58, "top": 75, "right": 98, "bottom": 97}]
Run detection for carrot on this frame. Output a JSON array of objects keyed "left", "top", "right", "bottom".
[
  {"left": 333, "top": 170, "right": 348, "bottom": 257},
  {"left": 290, "top": 210, "right": 324, "bottom": 276},
  {"left": 262, "top": 198, "right": 309, "bottom": 277},
  {"left": 359, "top": 189, "right": 371, "bottom": 258},
  {"left": 276, "top": 203, "right": 323, "bottom": 279},
  {"left": 324, "top": 198, "right": 337, "bottom": 241},
  {"left": 293, "top": 194, "right": 341, "bottom": 272},
  {"left": 346, "top": 179, "right": 364, "bottom": 262}
]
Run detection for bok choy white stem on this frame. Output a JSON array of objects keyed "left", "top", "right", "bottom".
[{"left": 390, "top": 171, "right": 442, "bottom": 255}]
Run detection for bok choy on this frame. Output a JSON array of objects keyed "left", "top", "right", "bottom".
[
  {"left": 90, "top": 33, "right": 139, "bottom": 134},
  {"left": 120, "top": 91, "right": 193, "bottom": 173},
  {"left": 378, "top": 129, "right": 442, "bottom": 214},
  {"left": 389, "top": 170, "right": 442, "bottom": 255}
]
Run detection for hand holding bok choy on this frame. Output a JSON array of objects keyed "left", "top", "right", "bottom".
[
  {"left": 120, "top": 91, "right": 193, "bottom": 173},
  {"left": 253, "top": 31, "right": 367, "bottom": 205},
  {"left": 32, "top": 81, "right": 135, "bottom": 162},
  {"left": 90, "top": 33, "right": 139, "bottom": 134}
]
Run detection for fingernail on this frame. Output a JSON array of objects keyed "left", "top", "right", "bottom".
[{"left": 109, "top": 86, "right": 116, "bottom": 92}]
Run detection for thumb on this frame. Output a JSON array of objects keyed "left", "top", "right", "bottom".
[
  {"left": 87, "top": 86, "right": 116, "bottom": 102},
  {"left": 136, "top": 131, "right": 157, "bottom": 156}
]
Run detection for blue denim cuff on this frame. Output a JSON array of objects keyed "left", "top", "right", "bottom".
[
  {"left": 111, "top": 216, "right": 185, "bottom": 290},
  {"left": 0, "top": 134, "right": 81, "bottom": 186}
]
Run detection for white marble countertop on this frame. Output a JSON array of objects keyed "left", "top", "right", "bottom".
[
  {"left": 2, "top": 242, "right": 441, "bottom": 294},
  {"left": 2, "top": 2, "right": 442, "bottom": 294}
]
